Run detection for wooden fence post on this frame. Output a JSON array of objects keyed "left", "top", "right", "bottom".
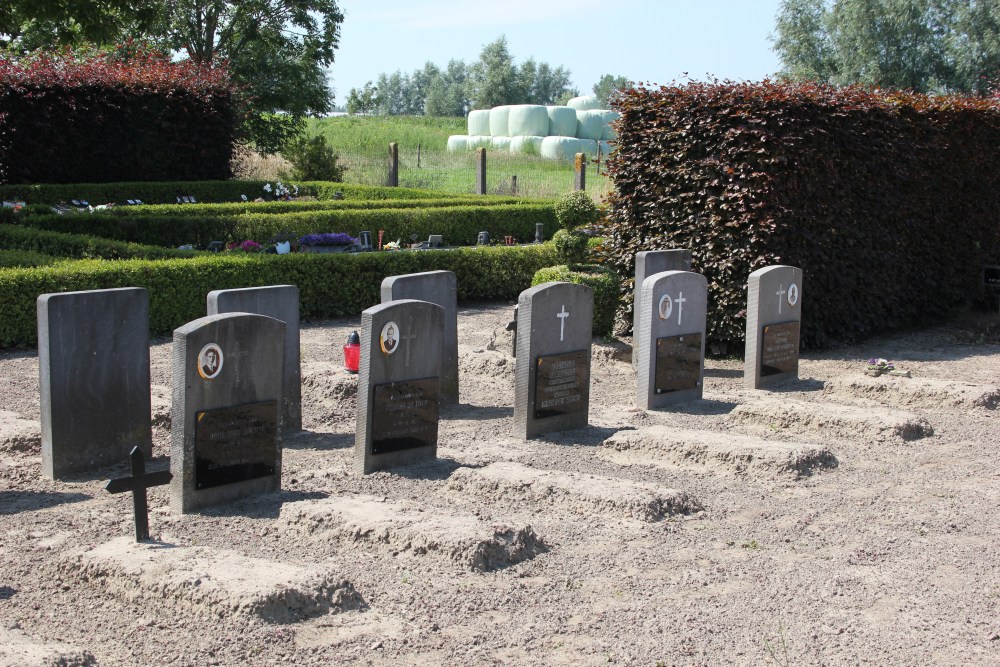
[
  {"left": 388, "top": 142, "right": 399, "bottom": 187},
  {"left": 574, "top": 153, "right": 586, "bottom": 191},
  {"left": 475, "top": 148, "right": 487, "bottom": 195}
]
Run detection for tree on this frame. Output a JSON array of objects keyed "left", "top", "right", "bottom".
[
  {"left": 467, "top": 35, "right": 520, "bottom": 109},
  {"left": 424, "top": 59, "right": 469, "bottom": 116},
  {"left": 772, "top": 0, "right": 1000, "bottom": 94},
  {"left": 346, "top": 82, "right": 380, "bottom": 115},
  {"left": 1, "top": 0, "right": 345, "bottom": 152},
  {"left": 592, "top": 74, "right": 630, "bottom": 105}
]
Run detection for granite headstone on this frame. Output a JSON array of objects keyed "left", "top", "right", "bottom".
[
  {"left": 744, "top": 265, "right": 803, "bottom": 388},
  {"left": 636, "top": 270, "right": 707, "bottom": 408},
  {"left": 514, "top": 282, "right": 593, "bottom": 439},
  {"left": 37, "top": 287, "right": 151, "bottom": 479},
  {"left": 171, "top": 312, "right": 285, "bottom": 512},
  {"left": 355, "top": 299, "right": 444, "bottom": 475},
  {"left": 207, "top": 285, "right": 301, "bottom": 432},
  {"left": 632, "top": 250, "right": 692, "bottom": 368}
]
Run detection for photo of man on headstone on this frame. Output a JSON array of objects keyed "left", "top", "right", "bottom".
[
  {"left": 380, "top": 322, "right": 398, "bottom": 354},
  {"left": 658, "top": 294, "right": 673, "bottom": 321},
  {"left": 198, "top": 344, "right": 223, "bottom": 379}
]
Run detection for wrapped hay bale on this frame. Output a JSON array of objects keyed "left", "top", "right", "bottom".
[
  {"left": 507, "top": 105, "right": 549, "bottom": 137},
  {"left": 576, "top": 110, "right": 606, "bottom": 141},
  {"left": 489, "top": 105, "right": 512, "bottom": 137},
  {"left": 467, "top": 109, "right": 491, "bottom": 136},
  {"left": 468, "top": 135, "right": 492, "bottom": 149},
  {"left": 546, "top": 106, "right": 578, "bottom": 137},
  {"left": 567, "top": 95, "right": 603, "bottom": 111},
  {"left": 491, "top": 136, "right": 512, "bottom": 150},
  {"left": 509, "top": 135, "right": 545, "bottom": 156},
  {"left": 540, "top": 136, "right": 598, "bottom": 161},
  {"left": 447, "top": 135, "right": 470, "bottom": 151},
  {"left": 600, "top": 111, "right": 620, "bottom": 140}
]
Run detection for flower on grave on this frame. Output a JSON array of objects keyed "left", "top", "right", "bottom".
[
  {"left": 263, "top": 183, "right": 272, "bottom": 193},
  {"left": 298, "top": 232, "right": 357, "bottom": 247},
  {"left": 865, "top": 358, "right": 895, "bottom": 372},
  {"left": 225, "top": 240, "right": 263, "bottom": 253},
  {"left": 383, "top": 240, "right": 401, "bottom": 251}
]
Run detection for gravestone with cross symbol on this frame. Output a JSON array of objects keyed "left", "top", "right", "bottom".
[
  {"left": 355, "top": 299, "right": 444, "bottom": 474},
  {"left": 381, "top": 271, "right": 458, "bottom": 404},
  {"left": 632, "top": 249, "right": 692, "bottom": 368},
  {"left": 636, "top": 270, "right": 708, "bottom": 408},
  {"left": 106, "top": 446, "right": 172, "bottom": 542},
  {"left": 514, "top": 282, "right": 594, "bottom": 439},
  {"left": 743, "top": 265, "right": 803, "bottom": 388}
]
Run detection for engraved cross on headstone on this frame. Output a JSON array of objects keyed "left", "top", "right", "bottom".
[
  {"left": 776, "top": 284, "right": 786, "bottom": 315},
  {"left": 675, "top": 292, "right": 686, "bottom": 326},
  {"left": 556, "top": 305, "right": 569, "bottom": 342},
  {"left": 400, "top": 315, "right": 419, "bottom": 367},
  {"left": 105, "top": 446, "right": 172, "bottom": 542}
]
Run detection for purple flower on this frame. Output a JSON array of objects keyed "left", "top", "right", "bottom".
[{"left": 298, "top": 232, "right": 358, "bottom": 247}]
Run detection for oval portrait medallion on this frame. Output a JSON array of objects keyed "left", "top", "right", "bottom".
[
  {"left": 197, "top": 343, "right": 224, "bottom": 380},
  {"left": 380, "top": 321, "right": 399, "bottom": 355}
]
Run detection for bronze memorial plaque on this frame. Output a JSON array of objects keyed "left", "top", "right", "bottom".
[
  {"left": 194, "top": 400, "right": 277, "bottom": 490},
  {"left": 534, "top": 350, "right": 588, "bottom": 420},
  {"left": 760, "top": 321, "right": 800, "bottom": 377},
  {"left": 371, "top": 377, "right": 440, "bottom": 455},
  {"left": 654, "top": 333, "right": 702, "bottom": 394}
]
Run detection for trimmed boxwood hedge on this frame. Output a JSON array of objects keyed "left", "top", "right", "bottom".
[
  {"left": 0, "top": 244, "right": 558, "bottom": 348},
  {"left": 532, "top": 264, "right": 620, "bottom": 336},
  {"left": 0, "top": 249, "right": 59, "bottom": 268},
  {"left": 0, "top": 180, "right": 475, "bottom": 206},
  {"left": 0, "top": 223, "right": 195, "bottom": 260},
  {"left": 21, "top": 204, "right": 558, "bottom": 248}
]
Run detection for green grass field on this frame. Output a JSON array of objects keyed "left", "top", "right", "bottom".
[{"left": 302, "top": 115, "right": 612, "bottom": 201}]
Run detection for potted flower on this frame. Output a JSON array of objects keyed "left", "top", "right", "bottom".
[
  {"left": 298, "top": 232, "right": 359, "bottom": 253},
  {"left": 225, "top": 240, "right": 263, "bottom": 253}
]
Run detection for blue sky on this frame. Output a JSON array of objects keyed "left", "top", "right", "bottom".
[{"left": 332, "top": 0, "right": 785, "bottom": 103}]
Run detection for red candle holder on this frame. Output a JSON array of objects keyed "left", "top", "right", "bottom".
[{"left": 343, "top": 331, "right": 360, "bottom": 373}]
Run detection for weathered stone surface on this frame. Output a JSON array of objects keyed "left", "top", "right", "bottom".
[
  {"left": 447, "top": 462, "right": 701, "bottom": 521},
  {"left": 744, "top": 265, "right": 803, "bottom": 389},
  {"left": 635, "top": 270, "right": 707, "bottom": 408},
  {"left": 208, "top": 284, "right": 302, "bottom": 432},
  {"left": 37, "top": 287, "right": 151, "bottom": 479},
  {"left": 602, "top": 426, "right": 838, "bottom": 478},
  {"left": 278, "top": 495, "right": 545, "bottom": 571},
  {"left": 632, "top": 249, "right": 692, "bottom": 368},
  {"left": 381, "top": 271, "right": 458, "bottom": 403},
  {"left": 728, "top": 399, "right": 933, "bottom": 442},
  {"left": 59, "top": 537, "right": 359, "bottom": 623}
]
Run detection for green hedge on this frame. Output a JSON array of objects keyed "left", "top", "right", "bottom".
[
  {"left": 22, "top": 204, "right": 558, "bottom": 248},
  {"left": 0, "top": 223, "right": 195, "bottom": 260},
  {"left": 0, "top": 244, "right": 559, "bottom": 348},
  {"left": 532, "top": 264, "right": 620, "bottom": 337},
  {"left": 93, "top": 195, "right": 544, "bottom": 218},
  {"left": 0, "top": 249, "right": 59, "bottom": 268},
  {"left": 0, "top": 180, "right": 474, "bottom": 206},
  {"left": 606, "top": 81, "right": 1000, "bottom": 348}
]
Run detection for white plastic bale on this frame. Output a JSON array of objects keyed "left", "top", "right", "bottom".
[
  {"left": 507, "top": 105, "right": 549, "bottom": 137},
  {"left": 576, "top": 110, "right": 606, "bottom": 140},
  {"left": 491, "top": 136, "right": 512, "bottom": 150},
  {"left": 600, "top": 111, "right": 620, "bottom": 140},
  {"left": 467, "top": 110, "right": 491, "bottom": 136},
  {"left": 509, "top": 135, "right": 545, "bottom": 156},
  {"left": 447, "top": 135, "right": 470, "bottom": 151},
  {"left": 540, "top": 136, "right": 598, "bottom": 161},
  {"left": 489, "top": 105, "right": 512, "bottom": 137},
  {"left": 546, "top": 106, "right": 578, "bottom": 137},
  {"left": 567, "top": 95, "right": 603, "bottom": 111},
  {"left": 468, "top": 135, "right": 492, "bottom": 149}
]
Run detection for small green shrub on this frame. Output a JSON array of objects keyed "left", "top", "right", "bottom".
[
  {"left": 554, "top": 190, "right": 600, "bottom": 230},
  {"left": 532, "top": 264, "right": 620, "bottom": 336},
  {"left": 552, "top": 229, "right": 589, "bottom": 265},
  {"left": 0, "top": 249, "right": 59, "bottom": 268},
  {"left": 0, "top": 224, "right": 193, "bottom": 260},
  {"left": 280, "top": 135, "right": 347, "bottom": 182}
]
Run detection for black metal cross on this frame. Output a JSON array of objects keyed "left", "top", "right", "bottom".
[{"left": 105, "top": 446, "right": 172, "bottom": 542}]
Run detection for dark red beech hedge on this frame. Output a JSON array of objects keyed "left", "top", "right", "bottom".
[
  {"left": 0, "top": 49, "right": 235, "bottom": 184},
  {"left": 604, "top": 80, "right": 1000, "bottom": 350}
]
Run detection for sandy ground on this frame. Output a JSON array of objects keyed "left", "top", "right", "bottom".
[{"left": 1, "top": 301, "right": 999, "bottom": 666}]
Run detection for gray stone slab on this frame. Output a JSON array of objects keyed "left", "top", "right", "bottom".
[
  {"left": 207, "top": 285, "right": 301, "bottom": 432},
  {"left": 171, "top": 313, "right": 285, "bottom": 513},
  {"left": 380, "top": 270, "right": 457, "bottom": 404},
  {"left": 632, "top": 250, "right": 692, "bottom": 368},
  {"left": 37, "top": 287, "right": 151, "bottom": 480},
  {"left": 636, "top": 271, "right": 707, "bottom": 408},
  {"left": 514, "top": 282, "right": 593, "bottom": 439},
  {"left": 355, "top": 299, "right": 444, "bottom": 475},
  {"left": 744, "top": 265, "right": 803, "bottom": 388}
]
